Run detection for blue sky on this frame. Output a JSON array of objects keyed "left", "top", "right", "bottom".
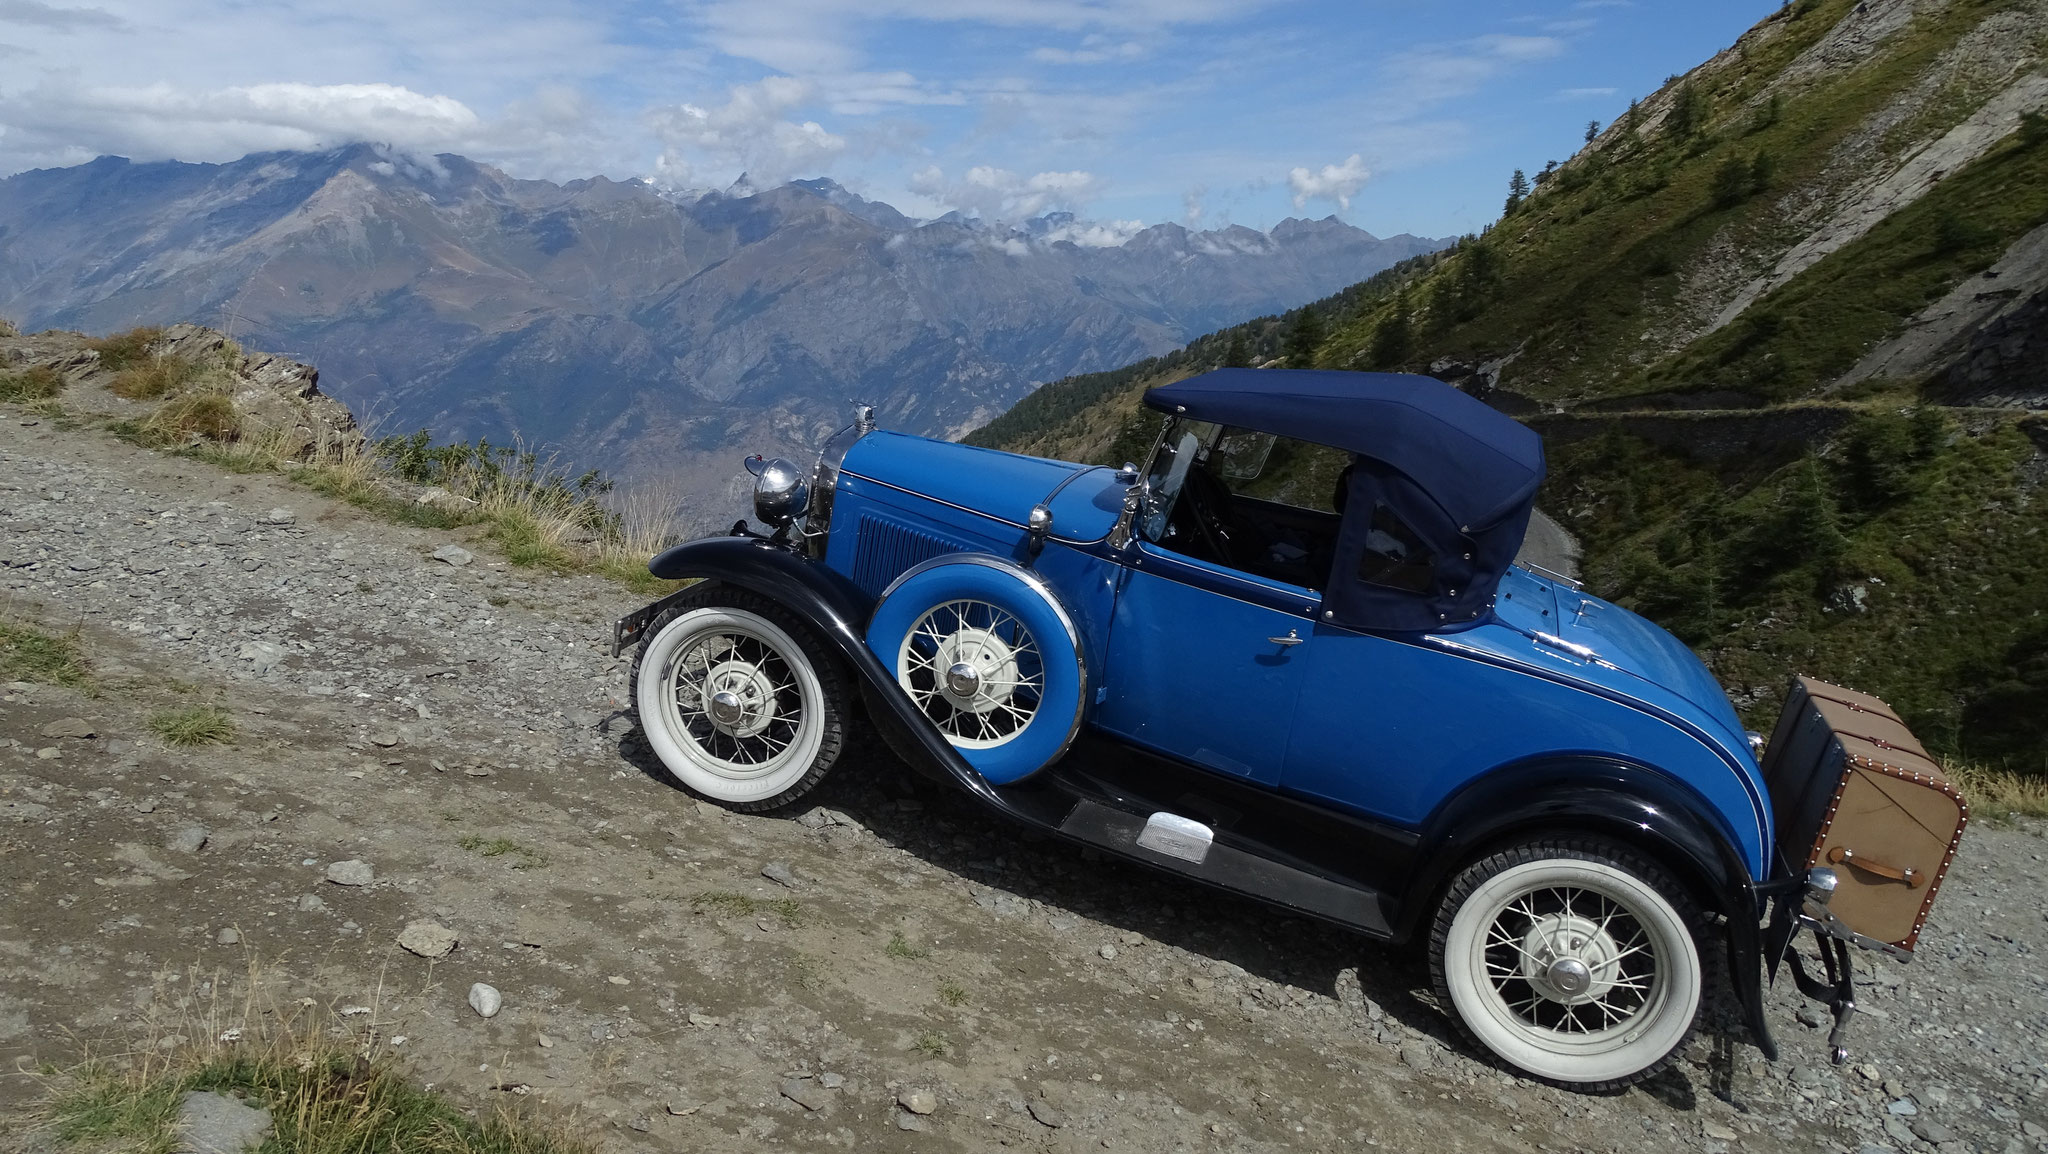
[{"left": 0, "top": 0, "right": 1779, "bottom": 238}]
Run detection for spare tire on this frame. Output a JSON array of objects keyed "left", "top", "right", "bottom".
[{"left": 865, "top": 555, "right": 1087, "bottom": 785}]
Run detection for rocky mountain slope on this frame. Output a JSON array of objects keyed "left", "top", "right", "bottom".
[
  {"left": 0, "top": 147, "right": 1441, "bottom": 510},
  {"left": 5, "top": 374, "right": 2047, "bottom": 1154},
  {"left": 969, "top": 0, "right": 2048, "bottom": 767}
]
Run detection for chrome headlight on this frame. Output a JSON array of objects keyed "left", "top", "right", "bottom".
[{"left": 746, "top": 455, "right": 810, "bottom": 528}]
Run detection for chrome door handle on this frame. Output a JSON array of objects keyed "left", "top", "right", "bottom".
[{"left": 1267, "top": 630, "right": 1303, "bottom": 647}]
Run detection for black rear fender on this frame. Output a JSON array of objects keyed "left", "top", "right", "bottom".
[{"left": 1394, "top": 756, "right": 1777, "bottom": 1059}]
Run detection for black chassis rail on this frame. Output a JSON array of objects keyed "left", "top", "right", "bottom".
[{"left": 615, "top": 530, "right": 1785, "bottom": 1061}]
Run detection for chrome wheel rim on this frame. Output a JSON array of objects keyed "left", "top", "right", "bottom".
[
  {"left": 1481, "top": 884, "right": 1660, "bottom": 1036},
  {"left": 663, "top": 624, "right": 812, "bottom": 778},
  {"left": 897, "top": 599, "right": 1043, "bottom": 748}
]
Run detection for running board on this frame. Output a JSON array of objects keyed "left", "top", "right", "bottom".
[{"left": 1057, "top": 799, "right": 1390, "bottom": 936}]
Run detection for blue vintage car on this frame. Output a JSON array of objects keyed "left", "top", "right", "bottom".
[{"left": 614, "top": 369, "right": 1861, "bottom": 1091}]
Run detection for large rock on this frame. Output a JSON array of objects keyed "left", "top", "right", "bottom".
[
  {"left": 174, "top": 1090, "right": 272, "bottom": 1154},
  {"left": 398, "top": 920, "right": 458, "bottom": 958}
]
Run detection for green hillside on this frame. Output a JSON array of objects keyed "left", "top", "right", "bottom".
[{"left": 969, "top": 0, "right": 2048, "bottom": 770}]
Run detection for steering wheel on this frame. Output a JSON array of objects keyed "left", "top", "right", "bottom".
[{"left": 1176, "top": 465, "right": 1248, "bottom": 567}]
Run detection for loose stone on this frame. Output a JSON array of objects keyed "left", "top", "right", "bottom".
[
  {"left": 325, "top": 860, "right": 373, "bottom": 886},
  {"left": 468, "top": 983, "right": 502, "bottom": 1018}
]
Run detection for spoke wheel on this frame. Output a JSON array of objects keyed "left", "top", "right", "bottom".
[
  {"left": 896, "top": 599, "right": 1045, "bottom": 749},
  {"left": 1431, "top": 839, "right": 1701, "bottom": 1091},
  {"left": 630, "top": 587, "right": 846, "bottom": 810}
]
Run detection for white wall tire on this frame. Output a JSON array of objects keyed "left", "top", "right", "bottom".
[
  {"left": 630, "top": 587, "right": 846, "bottom": 811},
  {"left": 1430, "top": 839, "right": 1702, "bottom": 1091}
]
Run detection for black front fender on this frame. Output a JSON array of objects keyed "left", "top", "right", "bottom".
[
  {"left": 634, "top": 536, "right": 1023, "bottom": 816},
  {"left": 1394, "top": 756, "right": 1778, "bottom": 1060}
]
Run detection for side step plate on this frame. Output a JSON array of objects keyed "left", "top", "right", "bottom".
[{"left": 1058, "top": 799, "right": 1389, "bottom": 936}]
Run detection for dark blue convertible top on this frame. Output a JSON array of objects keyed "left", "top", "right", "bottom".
[
  {"left": 1143, "top": 369, "right": 1547, "bottom": 632},
  {"left": 1143, "top": 369, "right": 1544, "bottom": 533}
]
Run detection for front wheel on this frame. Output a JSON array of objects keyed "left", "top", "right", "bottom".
[
  {"left": 630, "top": 586, "right": 847, "bottom": 811},
  {"left": 1429, "top": 838, "right": 1703, "bottom": 1091}
]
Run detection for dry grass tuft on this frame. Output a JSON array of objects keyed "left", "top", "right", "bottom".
[
  {"left": 147, "top": 704, "right": 236, "bottom": 747},
  {"left": 111, "top": 354, "right": 205, "bottom": 400},
  {"left": 1947, "top": 759, "right": 2048, "bottom": 823},
  {"left": 87, "top": 325, "right": 165, "bottom": 372},
  {"left": 0, "top": 364, "right": 65, "bottom": 402},
  {"left": 146, "top": 392, "right": 240, "bottom": 441}
]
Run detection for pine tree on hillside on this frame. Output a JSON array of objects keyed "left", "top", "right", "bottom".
[
  {"left": 1711, "top": 153, "right": 1751, "bottom": 207},
  {"left": 1368, "top": 294, "right": 1413, "bottom": 370},
  {"left": 1668, "top": 83, "right": 1705, "bottom": 138},
  {"left": 1585, "top": 120, "right": 1602, "bottom": 144},
  {"left": 1223, "top": 331, "right": 1252, "bottom": 369},
  {"left": 1284, "top": 309, "right": 1325, "bottom": 366},
  {"left": 1504, "top": 168, "right": 1530, "bottom": 215}
]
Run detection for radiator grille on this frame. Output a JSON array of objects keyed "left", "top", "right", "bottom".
[{"left": 851, "top": 515, "right": 964, "bottom": 599}]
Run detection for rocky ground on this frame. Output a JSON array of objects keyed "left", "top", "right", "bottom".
[{"left": 2, "top": 409, "right": 2046, "bottom": 1154}]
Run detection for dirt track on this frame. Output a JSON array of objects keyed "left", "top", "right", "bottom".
[{"left": 3, "top": 411, "right": 2045, "bottom": 1153}]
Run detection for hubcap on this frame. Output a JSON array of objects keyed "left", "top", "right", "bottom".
[
  {"left": 1484, "top": 886, "right": 1657, "bottom": 1034},
  {"left": 708, "top": 689, "right": 746, "bottom": 727},
  {"left": 898, "top": 600, "right": 1045, "bottom": 749},
  {"left": 944, "top": 661, "right": 982, "bottom": 700},
  {"left": 660, "top": 624, "right": 809, "bottom": 776}
]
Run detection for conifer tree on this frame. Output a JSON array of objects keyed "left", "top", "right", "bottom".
[
  {"left": 1504, "top": 168, "right": 1530, "bottom": 214},
  {"left": 1284, "top": 308, "right": 1324, "bottom": 366}
]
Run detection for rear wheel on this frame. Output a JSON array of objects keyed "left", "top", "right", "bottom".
[
  {"left": 630, "top": 586, "right": 847, "bottom": 811},
  {"left": 1429, "top": 837, "right": 1703, "bottom": 1091}
]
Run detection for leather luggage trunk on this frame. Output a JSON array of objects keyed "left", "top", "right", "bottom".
[{"left": 1761, "top": 676, "right": 1968, "bottom": 954}]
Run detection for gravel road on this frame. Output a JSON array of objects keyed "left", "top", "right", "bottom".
[{"left": 2, "top": 411, "right": 2044, "bottom": 1153}]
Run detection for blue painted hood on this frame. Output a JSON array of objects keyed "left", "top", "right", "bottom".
[
  {"left": 839, "top": 432, "right": 1125, "bottom": 542},
  {"left": 1492, "top": 570, "right": 1752, "bottom": 761}
]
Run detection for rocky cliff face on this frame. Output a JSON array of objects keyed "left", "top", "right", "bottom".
[{"left": 0, "top": 148, "right": 1442, "bottom": 515}]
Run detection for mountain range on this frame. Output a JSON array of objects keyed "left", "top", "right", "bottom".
[{"left": 0, "top": 146, "right": 1442, "bottom": 507}]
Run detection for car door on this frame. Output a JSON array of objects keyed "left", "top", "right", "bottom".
[{"left": 1094, "top": 543, "right": 1319, "bottom": 783}]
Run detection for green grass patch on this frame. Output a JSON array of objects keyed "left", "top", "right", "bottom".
[
  {"left": 457, "top": 835, "right": 548, "bottom": 869},
  {"left": 0, "top": 620, "right": 92, "bottom": 688},
  {"left": 45, "top": 1043, "right": 593, "bottom": 1154},
  {"left": 885, "top": 930, "right": 930, "bottom": 960},
  {"left": 147, "top": 705, "right": 235, "bottom": 747},
  {"left": 911, "top": 1030, "right": 949, "bottom": 1059},
  {"left": 937, "top": 979, "right": 968, "bottom": 1007},
  {"left": 0, "top": 364, "right": 65, "bottom": 402},
  {"left": 693, "top": 890, "right": 803, "bottom": 927}
]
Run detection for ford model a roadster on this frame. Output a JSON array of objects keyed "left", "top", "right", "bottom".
[{"left": 614, "top": 369, "right": 1967, "bottom": 1090}]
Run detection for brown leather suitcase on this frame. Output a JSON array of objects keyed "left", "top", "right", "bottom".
[{"left": 1761, "top": 675, "right": 1968, "bottom": 955}]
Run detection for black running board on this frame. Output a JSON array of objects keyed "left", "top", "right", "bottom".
[{"left": 1056, "top": 799, "right": 1391, "bottom": 937}]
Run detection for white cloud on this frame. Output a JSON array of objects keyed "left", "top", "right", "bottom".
[
  {"left": 909, "top": 163, "right": 1104, "bottom": 221},
  {"left": 1183, "top": 183, "right": 1206, "bottom": 223},
  {"left": 0, "top": 0, "right": 123, "bottom": 29},
  {"left": 1032, "top": 35, "right": 1146, "bottom": 64},
  {"left": 1377, "top": 33, "right": 1566, "bottom": 117},
  {"left": 647, "top": 77, "right": 847, "bottom": 188},
  {"left": 1287, "top": 153, "right": 1368, "bottom": 210},
  {"left": 0, "top": 80, "right": 483, "bottom": 165},
  {"left": 1555, "top": 86, "right": 1617, "bottom": 99},
  {"left": 685, "top": 0, "right": 1272, "bottom": 74},
  {"left": 1039, "top": 217, "right": 1143, "bottom": 246}
]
